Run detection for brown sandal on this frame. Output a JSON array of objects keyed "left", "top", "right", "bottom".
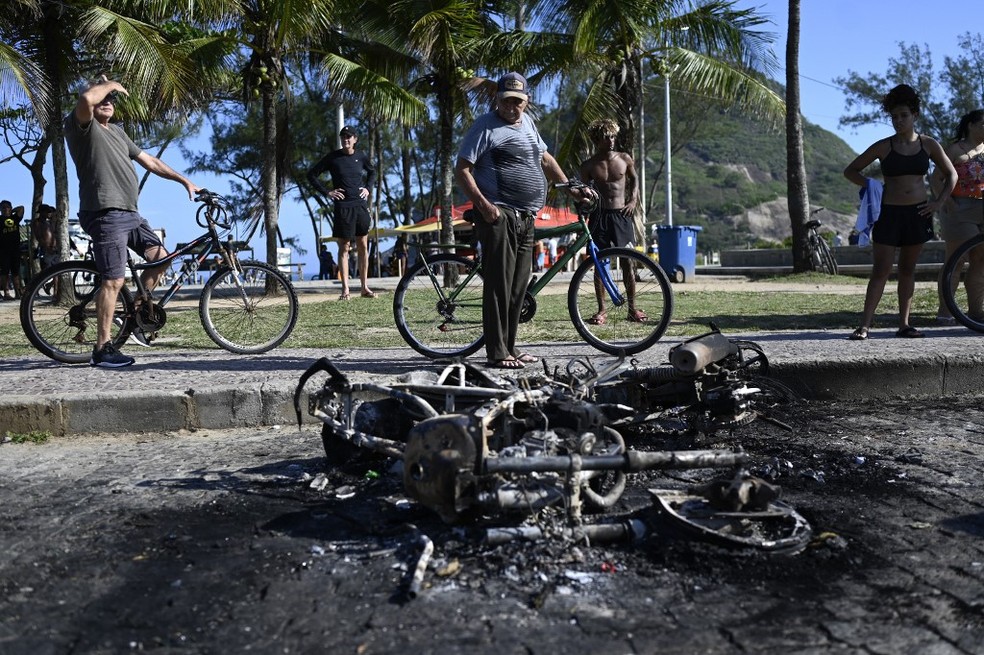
[
  {"left": 587, "top": 311, "right": 607, "bottom": 325},
  {"left": 487, "top": 358, "right": 525, "bottom": 369}
]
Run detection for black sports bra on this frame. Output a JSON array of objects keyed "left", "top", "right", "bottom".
[{"left": 881, "top": 136, "right": 930, "bottom": 177}]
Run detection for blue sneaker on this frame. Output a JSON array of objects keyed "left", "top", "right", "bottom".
[{"left": 90, "top": 341, "right": 135, "bottom": 368}]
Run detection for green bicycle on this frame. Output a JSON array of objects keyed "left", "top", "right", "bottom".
[{"left": 393, "top": 181, "right": 674, "bottom": 359}]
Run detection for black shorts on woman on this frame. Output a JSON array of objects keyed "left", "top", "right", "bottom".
[
  {"left": 872, "top": 203, "right": 934, "bottom": 247},
  {"left": 332, "top": 202, "right": 371, "bottom": 240}
]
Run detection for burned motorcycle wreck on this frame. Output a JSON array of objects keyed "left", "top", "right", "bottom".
[{"left": 294, "top": 330, "right": 810, "bottom": 551}]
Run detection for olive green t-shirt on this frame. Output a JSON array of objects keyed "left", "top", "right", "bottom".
[{"left": 63, "top": 115, "right": 142, "bottom": 213}]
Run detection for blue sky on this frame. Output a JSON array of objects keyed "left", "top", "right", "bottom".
[
  {"left": 2, "top": 0, "right": 975, "bottom": 274},
  {"left": 735, "top": 0, "right": 970, "bottom": 152}
]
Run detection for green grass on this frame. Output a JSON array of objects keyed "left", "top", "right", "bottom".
[
  {"left": 0, "top": 276, "right": 943, "bottom": 357},
  {"left": 4, "top": 430, "right": 51, "bottom": 444}
]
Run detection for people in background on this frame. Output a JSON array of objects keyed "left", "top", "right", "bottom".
[
  {"left": 843, "top": 84, "right": 956, "bottom": 340},
  {"left": 307, "top": 125, "right": 377, "bottom": 300},
  {"left": 931, "top": 109, "right": 984, "bottom": 323},
  {"left": 0, "top": 200, "right": 24, "bottom": 300},
  {"left": 31, "top": 204, "right": 59, "bottom": 271},
  {"left": 317, "top": 243, "right": 337, "bottom": 280}
]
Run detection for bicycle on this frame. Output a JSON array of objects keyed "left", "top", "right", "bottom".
[
  {"left": 392, "top": 180, "right": 674, "bottom": 359},
  {"left": 20, "top": 190, "right": 300, "bottom": 364},
  {"left": 806, "top": 210, "right": 838, "bottom": 275},
  {"left": 939, "top": 228, "right": 984, "bottom": 333}
]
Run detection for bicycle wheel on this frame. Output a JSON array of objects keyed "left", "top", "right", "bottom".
[
  {"left": 20, "top": 260, "right": 131, "bottom": 364},
  {"left": 393, "top": 253, "right": 485, "bottom": 359},
  {"left": 199, "top": 260, "right": 299, "bottom": 354},
  {"left": 569, "top": 247, "right": 673, "bottom": 355},
  {"left": 816, "top": 238, "right": 838, "bottom": 275},
  {"left": 940, "top": 233, "right": 984, "bottom": 333}
]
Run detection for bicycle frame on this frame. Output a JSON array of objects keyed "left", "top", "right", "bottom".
[
  {"left": 126, "top": 201, "right": 263, "bottom": 310},
  {"left": 409, "top": 209, "right": 626, "bottom": 308}
]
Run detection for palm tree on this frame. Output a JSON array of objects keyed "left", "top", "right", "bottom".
[
  {"left": 528, "top": 0, "right": 785, "bottom": 212},
  {"left": 325, "top": 0, "right": 493, "bottom": 245},
  {"left": 1, "top": 0, "right": 229, "bottom": 264},
  {"left": 785, "top": 0, "right": 811, "bottom": 273}
]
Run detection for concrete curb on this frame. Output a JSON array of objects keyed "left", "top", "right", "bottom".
[
  {"left": 2, "top": 334, "right": 982, "bottom": 436},
  {"left": 1, "top": 384, "right": 314, "bottom": 437}
]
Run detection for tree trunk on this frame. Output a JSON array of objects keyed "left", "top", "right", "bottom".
[
  {"left": 41, "top": 8, "right": 71, "bottom": 267},
  {"left": 786, "top": 0, "right": 812, "bottom": 273},
  {"left": 261, "top": 84, "right": 281, "bottom": 284}
]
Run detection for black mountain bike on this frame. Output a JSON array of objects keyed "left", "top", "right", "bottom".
[{"left": 20, "top": 190, "right": 299, "bottom": 363}]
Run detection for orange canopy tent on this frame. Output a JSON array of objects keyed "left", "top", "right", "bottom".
[{"left": 394, "top": 202, "right": 579, "bottom": 232}]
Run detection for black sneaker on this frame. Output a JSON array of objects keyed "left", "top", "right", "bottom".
[{"left": 90, "top": 341, "right": 135, "bottom": 368}]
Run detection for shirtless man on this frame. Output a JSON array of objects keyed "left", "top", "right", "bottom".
[
  {"left": 31, "top": 204, "right": 59, "bottom": 270},
  {"left": 579, "top": 118, "right": 645, "bottom": 323}
]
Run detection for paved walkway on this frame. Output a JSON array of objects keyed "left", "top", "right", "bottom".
[{"left": 2, "top": 276, "right": 981, "bottom": 436}]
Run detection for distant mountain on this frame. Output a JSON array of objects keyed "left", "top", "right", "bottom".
[{"left": 657, "top": 110, "right": 861, "bottom": 252}]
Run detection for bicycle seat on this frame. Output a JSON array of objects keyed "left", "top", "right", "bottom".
[{"left": 805, "top": 219, "right": 821, "bottom": 230}]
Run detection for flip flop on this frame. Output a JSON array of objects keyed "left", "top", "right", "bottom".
[
  {"left": 339, "top": 292, "right": 351, "bottom": 301},
  {"left": 627, "top": 309, "right": 648, "bottom": 322},
  {"left": 587, "top": 311, "right": 607, "bottom": 325},
  {"left": 486, "top": 358, "right": 525, "bottom": 370},
  {"left": 360, "top": 290, "right": 378, "bottom": 298},
  {"left": 515, "top": 353, "right": 539, "bottom": 364},
  {"left": 896, "top": 326, "right": 924, "bottom": 338},
  {"left": 849, "top": 327, "right": 868, "bottom": 341}
]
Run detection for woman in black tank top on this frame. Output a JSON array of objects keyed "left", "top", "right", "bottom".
[{"left": 844, "top": 84, "right": 956, "bottom": 341}]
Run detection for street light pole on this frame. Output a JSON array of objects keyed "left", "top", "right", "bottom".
[
  {"left": 663, "top": 26, "right": 687, "bottom": 228},
  {"left": 664, "top": 67, "right": 673, "bottom": 227},
  {"left": 639, "top": 56, "right": 646, "bottom": 225}
]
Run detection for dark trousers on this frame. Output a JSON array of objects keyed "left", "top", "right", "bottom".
[{"left": 474, "top": 206, "right": 535, "bottom": 361}]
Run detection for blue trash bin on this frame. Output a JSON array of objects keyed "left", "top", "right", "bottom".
[{"left": 655, "top": 225, "right": 702, "bottom": 283}]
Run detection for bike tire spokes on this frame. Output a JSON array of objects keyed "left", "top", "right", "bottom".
[
  {"left": 941, "top": 234, "right": 984, "bottom": 333},
  {"left": 199, "top": 262, "right": 299, "bottom": 354},
  {"left": 569, "top": 248, "right": 673, "bottom": 356},
  {"left": 21, "top": 262, "right": 129, "bottom": 364},
  {"left": 394, "top": 254, "right": 485, "bottom": 359}
]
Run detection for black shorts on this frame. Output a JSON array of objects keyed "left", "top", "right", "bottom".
[
  {"left": 78, "top": 209, "right": 164, "bottom": 279},
  {"left": 588, "top": 208, "right": 636, "bottom": 249},
  {"left": 0, "top": 245, "right": 19, "bottom": 276},
  {"left": 872, "top": 204, "right": 934, "bottom": 247},
  {"left": 333, "top": 203, "right": 371, "bottom": 240}
]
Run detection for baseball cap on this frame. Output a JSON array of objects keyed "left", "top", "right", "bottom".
[
  {"left": 339, "top": 125, "right": 357, "bottom": 138},
  {"left": 497, "top": 72, "right": 529, "bottom": 100}
]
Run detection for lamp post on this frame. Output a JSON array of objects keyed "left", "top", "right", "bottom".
[{"left": 663, "top": 26, "right": 687, "bottom": 227}]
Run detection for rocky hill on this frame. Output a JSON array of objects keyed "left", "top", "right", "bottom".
[{"left": 661, "top": 109, "right": 861, "bottom": 251}]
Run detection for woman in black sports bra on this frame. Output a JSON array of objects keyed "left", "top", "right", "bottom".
[{"left": 844, "top": 84, "right": 957, "bottom": 340}]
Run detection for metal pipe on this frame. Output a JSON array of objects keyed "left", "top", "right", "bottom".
[
  {"left": 406, "top": 534, "right": 433, "bottom": 599},
  {"left": 484, "top": 520, "right": 646, "bottom": 545},
  {"left": 484, "top": 449, "right": 746, "bottom": 474}
]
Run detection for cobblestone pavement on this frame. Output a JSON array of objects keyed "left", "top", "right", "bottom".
[{"left": 0, "top": 396, "right": 982, "bottom": 654}]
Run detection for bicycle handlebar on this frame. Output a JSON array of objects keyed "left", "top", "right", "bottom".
[
  {"left": 553, "top": 178, "right": 592, "bottom": 192},
  {"left": 194, "top": 189, "right": 232, "bottom": 229},
  {"left": 194, "top": 189, "right": 226, "bottom": 207}
]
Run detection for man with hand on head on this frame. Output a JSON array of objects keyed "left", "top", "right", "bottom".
[{"left": 64, "top": 75, "right": 202, "bottom": 367}]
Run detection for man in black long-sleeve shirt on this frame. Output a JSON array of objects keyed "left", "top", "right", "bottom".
[{"left": 307, "top": 125, "right": 377, "bottom": 299}]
